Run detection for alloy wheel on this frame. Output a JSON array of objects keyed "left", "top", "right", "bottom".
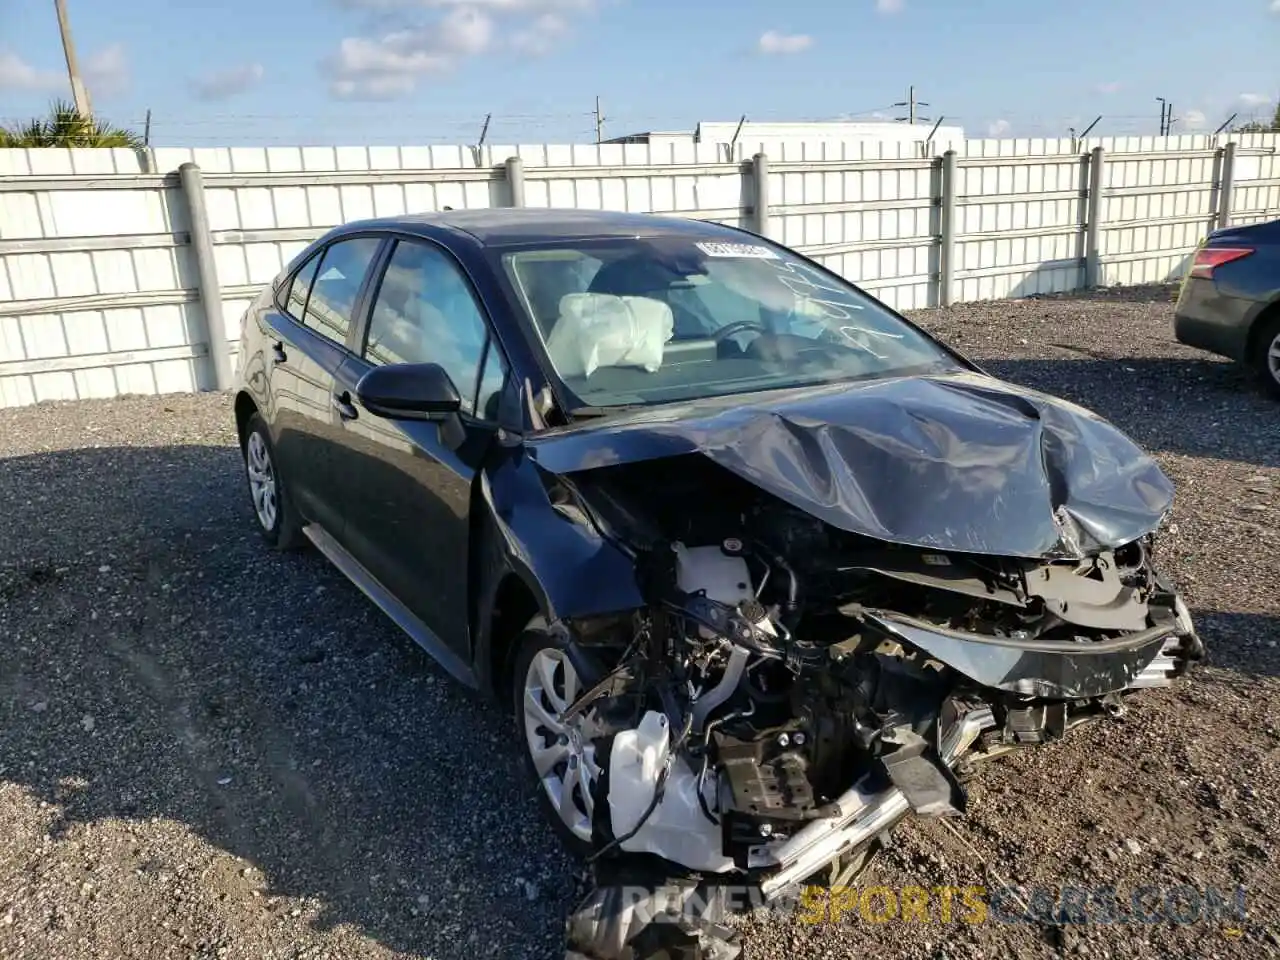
[
  {"left": 522, "top": 647, "right": 603, "bottom": 844},
  {"left": 245, "top": 431, "right": 279, "bottom": 532}
]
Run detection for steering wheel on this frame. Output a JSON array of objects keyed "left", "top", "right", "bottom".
[{"left": 712, "top": 320, "right": 768, "bottom": 343}]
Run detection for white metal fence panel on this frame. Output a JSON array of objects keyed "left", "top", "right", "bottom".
[
  {"left": 0, "top": 162, "right": 205, "bottom": 406},
  {"left": 952, "top": 153, "right": 1087, "bottom": 302},
  {"left": 2, "top": 133, "right": 1279, "bottom": 408},
  {"left": 772, "top": 157, "right": 938, "bottom": 311},
  {"left": 1098, "top": 149, "right": 1220, "bottom": 287},
  {"left": 1230, "top": 142, "right": 1280, "bottom": 228}
]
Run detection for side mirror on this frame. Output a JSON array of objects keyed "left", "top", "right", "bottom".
[{"left": 356, "top": 362, "right": 462, "bottom": 421}]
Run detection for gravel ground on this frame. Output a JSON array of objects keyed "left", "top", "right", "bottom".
[{"left": 2, "top": 283, "right": 1279, "bottom": 960}]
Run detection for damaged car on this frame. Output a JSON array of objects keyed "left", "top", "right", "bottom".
[{"left": 232, "top": 209, "right": 1203, "bottom": 960}]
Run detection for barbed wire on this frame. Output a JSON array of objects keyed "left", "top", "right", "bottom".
[{"left": 2, "top": 104, "right": 1271, "bottom": 146}]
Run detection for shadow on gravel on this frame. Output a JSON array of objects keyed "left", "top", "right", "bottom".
[
  {"left": 0, "top": 444, "right": 573, "bottom": 960},
  {"left": 0, "top": 429, "right": 1275, "bottom": 958},
  {"left": 1193, "top": 611, "right": 1280, "bottom": 677},
  {"left": 982, "top": 356, "right": 1280, "bottom": 470}
]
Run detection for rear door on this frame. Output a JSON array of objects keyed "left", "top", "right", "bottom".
[
  {"left": 265, "top": 234, "right": 384, "bottom": 536},
  {"left": 331, "top": 236, "right": 509, "bottom": 658}
]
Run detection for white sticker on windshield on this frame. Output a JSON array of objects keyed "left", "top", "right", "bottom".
[{"left": 696, "top": 241, "right": 779, "bottom": 259}]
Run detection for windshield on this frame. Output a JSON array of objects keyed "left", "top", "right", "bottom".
[{"left": 498, "top": 236, "right": 960, "bottom": 411}]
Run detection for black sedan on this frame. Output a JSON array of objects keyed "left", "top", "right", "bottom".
[
  {"left": 1174, "top": 216, "right": 1280, "bottom": 398},
  {"left": 232, "top": 209, "right": 1202, "bottom": 959}
]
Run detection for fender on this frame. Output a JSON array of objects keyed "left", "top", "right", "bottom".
[{"left": 470, "top": 444, "right": 645, "bottom": 694}]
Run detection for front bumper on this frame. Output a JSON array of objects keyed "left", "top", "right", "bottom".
[
  {"left": 756, "top": 704, "right": 996, "bottom": 898},
  {"left": 564, "top": 602, "right": 1204, "bottom": 959}
]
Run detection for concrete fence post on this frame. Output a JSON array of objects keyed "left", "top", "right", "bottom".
[
  {"left": 178, "top": 162, "right": 231, "bottom": 392},
  {"left": 1217, "top": 140, "right": 1236, "bottom": 230},
  {"left": 1084, "top": 146, "right": 1106, "bottom": 288},
  {"left": 505, "top": 156, "right": 525, "bottom": 208},
  {"left": 939, "top": 150, "right": 958, "bottom": 307},
  {"left": 752, "top": 153, "right": 770, "bottom": 238}
]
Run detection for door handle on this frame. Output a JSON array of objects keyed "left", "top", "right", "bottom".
[
  {"left": 332, "top": 392, "right": 359, "bottom": 421},
  {"left": 271, "top": 342, "right": 288, "bottom": 366}
]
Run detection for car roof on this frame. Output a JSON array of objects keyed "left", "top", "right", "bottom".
[{"left": 338, "top": 208, "right": 758, "bottom": 248}]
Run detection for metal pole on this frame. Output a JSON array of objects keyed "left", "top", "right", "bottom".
[
  {"left": 752, "top": 153, "right": 770, "bottom": 238},
  {"left": 54, "top": 0, "right": 92, "bottom": 117},
  {"left": 1218, "top": 140, "right": 1236, "bottom": 230},
  {"left": 729, "top": 114, "right": 747, "bottom": 160},
  {"left": 505, "top": 156, "right": 525, "bottom": 208},
  {"left": 178, "top": 163, "right": 231, "bottom": 391},
  {"left": 1085, "top": 146, "right": 1106, "bottom": 288},
  {"left": 939, "top": 150, "right": 957, "bottom": 307}
]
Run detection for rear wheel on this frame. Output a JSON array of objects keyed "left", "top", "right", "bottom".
[
  {"left": 1250, "top": 314, "right": 1280, "bottom": 400},
  {"left": 242, "top": 414, "right": 305, "bottom": 550}
]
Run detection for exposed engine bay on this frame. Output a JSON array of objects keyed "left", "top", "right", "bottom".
[{"left": 545, "top": 456, "right": 1204, "bottom": 960}]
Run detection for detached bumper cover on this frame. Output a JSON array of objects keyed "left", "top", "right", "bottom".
[{"left": 865, "top": 605, "right": 1202, "bottom": 699}]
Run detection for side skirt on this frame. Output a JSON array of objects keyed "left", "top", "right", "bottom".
[{"left": 303, "top": 523, "right": 478, "bottom": 688}]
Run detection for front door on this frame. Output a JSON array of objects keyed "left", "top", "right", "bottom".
[
  {"left": 266, "top": 235, "right": 383, "bottom": 537},
  {"left": 332, "top": 237, "right": 509, "bottom": 659}
]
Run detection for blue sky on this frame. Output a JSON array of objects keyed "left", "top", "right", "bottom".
[{"left": 1, "top": 0, "right": 1276, "bottom": 146}]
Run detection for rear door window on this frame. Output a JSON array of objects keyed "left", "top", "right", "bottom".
[
  {"left": 302, "top": 236, "right": 382, "bottom": 345},
  {"left": 283, "top": 252, "right": 322, "bottom": 320}
]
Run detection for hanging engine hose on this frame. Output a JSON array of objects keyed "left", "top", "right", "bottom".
[
  {"left": 587, "top": 709, "right": 695, "bottom": 864},
  {"left": 694, "top": 701, "right": 757, "bottom": 826}
]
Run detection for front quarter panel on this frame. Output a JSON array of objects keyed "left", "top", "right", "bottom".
[{"left": 480, "top": 443, "right": 644, "bottom": 624}]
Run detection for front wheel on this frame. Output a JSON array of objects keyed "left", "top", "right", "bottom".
[
  {"left": 1250, "top": 314, "right": 1280, "bottom": 400},
  {"left": 512, "top": 624, "right": 606, "bottom": 858}
]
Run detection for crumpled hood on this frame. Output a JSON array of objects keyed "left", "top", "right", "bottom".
[{"left": 527, "top": 372, "right": 1176, "bottom": 560}]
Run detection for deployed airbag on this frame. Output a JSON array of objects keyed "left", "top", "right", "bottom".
[{"left": 545, "top": 293, "right": 675, "bottom": 379}]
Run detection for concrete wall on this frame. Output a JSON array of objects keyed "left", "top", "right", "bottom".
[{"left": 1, "top": 133, "right": 1277, "bottom": 407}]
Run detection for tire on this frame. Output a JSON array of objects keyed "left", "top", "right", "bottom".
[
  {"left": 242, "top": 414, "right": 305, "bottom": 551},
  {"left": 512, "top": 622, "right": 603, "bottom": 859},
  {"left": 1250, "top": 314, "right": 1280, "bottom": 401}
]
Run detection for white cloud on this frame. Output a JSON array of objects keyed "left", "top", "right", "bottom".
[
  {"left": 1239, "top": 92, "right": 1271, "bottom": 106},
  {"left": 758, "top": 30, "right": 813, "bottom": 54},
  {"left": 327, "top": 6, "right": 495, "bottom": 98},
  {"left": 325, "top": 0, "right": 589, "bottom": 96},
  {"left": 1271, "top": 0, "right": 1280, "bottom": 12},
  {"left": 1181, "top": 108, "right": 1207, "bottom": 130},
  {"left": 338, "top": 0, "right": 590, "bottom": 8},
  {"left": 438, "top": 5, "right": 495, "bottom": 53},
  {"left": 511, "top": 13, "right": 570, "bottom": 55},
  {"left": 1095, "top": 81, "right": 1121, "bottom": 95},
  {"left": 0, "top": 50, "right": 60, "bottom": 91},
  {"left": 987, "top": 119, "right": 1011, "bottom": 137},
  {"left": 0, "top": 45, "right": 128, "bottom": 98},
  {"left": 876, "top": 0, "right": 904, "bottom": 13},
  {"left": 83, "top": 44, "right": 129, "bottom": 98},
  {"left": 190, "top": 63, "right": 265, "bottom": 101}
]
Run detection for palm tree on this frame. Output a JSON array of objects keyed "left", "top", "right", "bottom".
[{"left": 0, "top": 99, "right": 143, "bottom": 148}]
